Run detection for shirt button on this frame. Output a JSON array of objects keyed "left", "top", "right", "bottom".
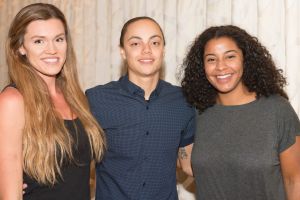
[
  {"left": 146, "top": 131, "right": 149, "bottom": 135},
  {"left": 143, "top": 182, "right": 146, "bottom": 187},
  {"left": 146, "top": 106, "right": 149, "bottom": 110}
]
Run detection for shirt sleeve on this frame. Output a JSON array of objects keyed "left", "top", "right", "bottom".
[
  {"left": 179, "top": 108, "right": 196, "bottom": 147},
  {"left": 277, "top": 99, "right": 300, "bottom": 153},
  {"left": 85, "top": 88, "right": 102, "bottom": 122},
  {"left": 85, "top": 89, "right": 95, "bottom": 112}
]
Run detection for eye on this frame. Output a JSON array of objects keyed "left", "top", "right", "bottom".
[
  {"left": 226, "top": 55, "right": 236, "bottom": 59},
  {"left": 34, "top": 39, "right": 44, "bottom": 44},
  {"left": 152, "top": 41, "right": 160, "bottom": 46},
  {"left": 56, "top": 37, "right": 65, "bottom": 42},
  {"left": 206, "top": 57, "right": 216, "bottom": 62},
  {"left": 130, "top": 42, "right": 140, "bottom": 47}
]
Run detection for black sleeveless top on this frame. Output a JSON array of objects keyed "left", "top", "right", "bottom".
[{"left": 23, "top": 119, "right": 91, "bottom": 200}]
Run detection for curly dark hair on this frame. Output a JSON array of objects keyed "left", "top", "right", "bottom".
[{"left": 180, "top": 25, "right": 288, "bottom": 113}]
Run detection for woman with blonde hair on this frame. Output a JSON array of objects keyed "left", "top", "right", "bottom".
[{"left": 0, "top": 3, "right": 105, "bottom": 199}]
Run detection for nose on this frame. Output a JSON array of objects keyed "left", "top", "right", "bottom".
[
  {"left": 45, "top": 42, "right": 57, "bottom": 54},
  {"left": 142, "top": 43, "right": 151, "bottom": 54},
  {"left": 216, "top": 59, "right": 226, "bottom": 71}
]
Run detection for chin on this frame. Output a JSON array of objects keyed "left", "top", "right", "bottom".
[{"left": 214, "top": 84, "right": 232, "bottom": 93}]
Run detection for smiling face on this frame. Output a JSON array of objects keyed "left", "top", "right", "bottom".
[
  {"left": 204, "top": 37, "right": 248, "bottom": 98},
  {"left": 120, "top": 19, "right": 165, "bottom": 81},
  {"left": 19, "top": 18, "right": 67, "bottom": 81}
]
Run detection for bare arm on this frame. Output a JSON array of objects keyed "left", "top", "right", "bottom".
[
  {"left": 0, "top": 87, "right": 24, "bottom": 200},
  {"left": 178, "top": 143, "right": 193, "bottom": 177},
  {"left": 280, "top": 136, "right": 300, "bottom": 200}
]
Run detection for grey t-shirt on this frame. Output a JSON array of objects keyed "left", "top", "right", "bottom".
[{"left": 192, "top": 95, "right": 300, "bottom": 200}]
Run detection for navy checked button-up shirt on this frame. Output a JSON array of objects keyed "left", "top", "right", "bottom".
[{"left": 86, "top": 75, "right": 195, "bottom": 200}]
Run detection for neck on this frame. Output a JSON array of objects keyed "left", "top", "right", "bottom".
[
  {"left": 217, "top": 86, "right": 256, "bottom": 106},
  {"left": 42, "top": 76, "right": 59, "bottom": 97},
  {"left": 128, "top": 73, "right": 160, "bottom": 100}
]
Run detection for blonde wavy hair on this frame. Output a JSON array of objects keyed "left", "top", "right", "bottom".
[{"left": 6, "top": 3, "right": 105, "bottom": 185}]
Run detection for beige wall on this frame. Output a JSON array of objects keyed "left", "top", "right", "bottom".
[{"left": 1, "top": 0, "right": 300, "bottom": 199}]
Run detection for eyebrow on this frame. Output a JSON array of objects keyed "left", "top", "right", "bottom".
[
  {"left": 127, "top": 35, "right": 162, "bottom": 41},
  {"left": 204, "top": 50, "right": 239, "bottom": 57},
  {"left": 30, "top": 33, "right": 66, "bottom": 40}
]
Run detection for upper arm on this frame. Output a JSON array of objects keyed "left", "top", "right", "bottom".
[
  {"left": 177, "top": 107, "right": 196, "bottom": 177},
  {"left": 280, "top": 136, "right": 300, "bottom": 200},
  {"left": 275, "top": 98, "right": 300, "bottom": 199},
  {"left": 0, "top": 87, "right": 25, "bottom": 199},
  {"left": 179, "top": 108, "right": 196, "bottom": 147},
  {"left": 280, "top": 136, "right": 300, "bottom": 183},
  {"left": 178, "top": 143, "right": 194, "bottom": 177}
]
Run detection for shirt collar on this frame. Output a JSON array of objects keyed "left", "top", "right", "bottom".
[{"left": 119, "top": 74, "right": 163, "bottom": 98}]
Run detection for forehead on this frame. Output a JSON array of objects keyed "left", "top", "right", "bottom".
[
  {"left": 124, "top": 19, "right": 163, "bottom": 39},
  {"left": 205, "top": 37, "right": 240, "bottom": 52},
  {"left": 25, "top": 18, "right": 65, "bottom": 37}
]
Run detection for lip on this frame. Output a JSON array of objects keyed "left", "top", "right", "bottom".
[
  {"left": 138, "top": 58, "right": 154, "bottom": 64},
  {"left": 41, "top": 57, "right": 59, "bottom": 64},
  {"left": 216, "top": 74, "right": 232, "bottom": 79},
  {"left": 214, "top": 73, "right": 234, "bottom": 84}
]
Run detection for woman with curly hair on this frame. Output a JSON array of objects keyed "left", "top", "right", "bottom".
[{"left": 180, "top": 25, "right": 300, "bottom": 199}]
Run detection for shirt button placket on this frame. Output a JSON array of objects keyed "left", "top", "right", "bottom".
[{"left": 142, "top": 102, "right": 149, "bottom": 193}]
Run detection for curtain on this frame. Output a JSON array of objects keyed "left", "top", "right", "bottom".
[{"left": 1, "top": 1, "right": 299, "bottom": 199}]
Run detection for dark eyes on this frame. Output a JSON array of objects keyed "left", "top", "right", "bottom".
[
  {"left": 206, "top": 58, "right": 215, "bottom": 62},
  {"left": 206, "top": 54, "right": 236, "bottom": 62},
  {"left": 129, "top": 41, "right": 160, "bottom": 47},
  {"left": 226, "top": 55, "right": 236, "bottom": 59},
  {"left": 56, "top": 37, "right": 65, "bottom": 42},
  {"left": 152, "top": 41, "right": 160, "bottom": 46},
  {"left": 130, "top": 42, "right": 139, "bottom": 46},
  {"left": 34, "top": 39, "right": 43, "bottom": 44},
  {"left": 33, "top": 37, "right": 65, "bottom": 44}
]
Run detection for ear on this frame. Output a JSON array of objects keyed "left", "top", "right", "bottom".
[
  {"left": 120, "top": 47, "right": 126, "bottom": 60},
  {"left": 19, "top": 45, "right": 26, "bottom": 56}
]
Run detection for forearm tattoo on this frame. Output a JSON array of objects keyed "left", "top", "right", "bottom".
[{"left": 178, "top": 147, "right": 188, "bottom": 159}]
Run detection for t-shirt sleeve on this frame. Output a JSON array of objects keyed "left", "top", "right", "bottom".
[
  {"left": 277, "top": 99, "right": 300, "bottom": 153},
  {"left": 179, "top": 108, "right": 196, "bottom": 147}
]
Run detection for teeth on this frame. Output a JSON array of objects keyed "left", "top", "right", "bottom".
[
  {"left": 43, "top": 58, "right": 58, "bottom": 63},
  {"left": 140, "top": 59, "right": 153, "bottom": 62},
  {"left": 217, "top": 74, "right": 231, "bottom": 79}
]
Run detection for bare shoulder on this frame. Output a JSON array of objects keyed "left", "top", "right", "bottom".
[
  {"left": 0, "top": 87, "right": 23, "bottom": 107},
  {"left": 0, "top": 86, "right": 24, "bottom": 143},
  {"left": 0, "top": 87, "right": 24, "bottom": 120}
]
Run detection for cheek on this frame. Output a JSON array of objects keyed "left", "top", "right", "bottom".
[
  {"left": 204, "top": 64, "right": 213, "bottom": 75},
  {"left": 155, "top": 47, "right": 164, "bottom": 57},
  {"left": 59, "top": 44, "right": 67, "bottom": 54},
  {"left": 123, "top": 48, "right": 139, "bottom": 59},
  {"left": 234, "top": 62, "right": 244, "bottom": 74},
  {"left": 124, "top": 52, "right": 135, "bottom": 60},
  {"left": 24, "top": 47, "right": 44, "bottom": 62},
  {"left": 25, "top": 50, "right": 40, "bottom": 64}
]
